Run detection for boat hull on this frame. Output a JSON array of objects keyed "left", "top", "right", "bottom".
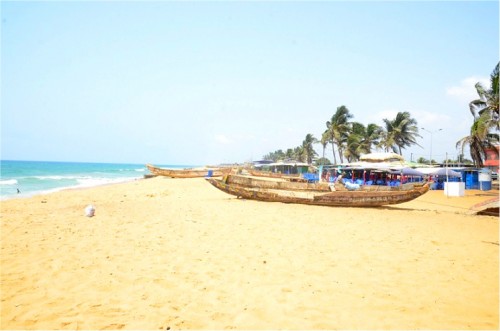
[
  {"left": 146, "top": 164, "right": 231, "bottom": 178},
  {"left": 248, "top": 169, "right": 302, "bottom": 180},
  {"left": 206, "top": 177, "right": 430, "bottom": 207},
  {"left": 225, "top": 174, "right": 331, "bottom": 191}
]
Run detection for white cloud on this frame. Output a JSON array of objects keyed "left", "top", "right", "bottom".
[
  {"left": 214, "top": 134, "right": 232, "bottom": 145},
  {"left": 446, "top": 76, "right": 489, "bottom": 102},
  {"left": 410, "top": 110, "right": 451, "bottom": 129}
]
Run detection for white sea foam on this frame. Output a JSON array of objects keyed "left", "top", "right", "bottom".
[
  {"left": 33, "top": 175, "right": 86, "bottom": 180},
  {"left": 1, "top": 176, "right": 140, "bottom": 201},
  {"left": 0, "top": 160, "right": 146, "bottom": 201},
  {"left": 0, "top": 179, "right": 18, "bottom": 185},
  {"left": 75, "top": 177, "right": 137, "bottom": 188}
]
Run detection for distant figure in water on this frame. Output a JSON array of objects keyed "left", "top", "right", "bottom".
[{"left": 17, "top": 188, "right": 20, "bottom": 194}]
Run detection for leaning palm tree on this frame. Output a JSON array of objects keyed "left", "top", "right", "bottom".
[
  {"left": 456, "top": 116, "right": 489, "bottom": 167},
  {"left": 469, "top": 62, "right": 499, "bottom": 130},
  {"left": 293, "top": 146, "right": 305, "bottom": 162},
  {"left": 456, "top": 107, "right": 499, "bottom": 167},
  {"left": 380, "top": 112, "right": 421, "bottom": 154},
  {"left": 302, "top": 133, "right": 318, "bottom": 164},
  {"left": 344, "top": 122, "right": 383, "bottom": 161},
  {"left": 376, "top": 128, "right": 398, "bottom": 153},
  {"left": 457, "top": 62, "right": 500, "bottom": 167},
  {"left": 320, "top": 130, "right": 330, "bottom": 164},
  {"left": 325, "top": 124, "right": 338, "bottom": 165},
  {"left": 356, "top": 122, "right": 383, "bottom": 155},
  {"left": 344, "top": 122, "right": 368, "bottom": 162},
  {"left": 326, "top": 105, "right": 353, "bottom": 164}
]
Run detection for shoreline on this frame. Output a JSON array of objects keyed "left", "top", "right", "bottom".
[
  {"left": 1, "top": 177, "right": 498, "bottom": 329},
  {"left": 4, "top": 175, "right": 497, "bottom": 214},
  {"left": 1, "top": 176, "right": 145, "bottom": 202}
]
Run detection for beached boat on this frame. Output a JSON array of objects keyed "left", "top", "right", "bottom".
[
  {"left": 224, "top": 174, "right": 331, "bottom": 191},
  {"left": 248, "top": 168, "right": 304, "bottom": 181},
  {"left": 146, "top": 164, "right": 231, "bottom": 178},
  {"left": 205, "top": 176, "right": 430, "bottom": 207}
]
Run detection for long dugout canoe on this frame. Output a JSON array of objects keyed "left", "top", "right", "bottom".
[
  {"left": 146, "top": 164, "right": 231, "bottom": 178},
  {"left": 206, "top": 177, "right": 430, "bottom": 207}
]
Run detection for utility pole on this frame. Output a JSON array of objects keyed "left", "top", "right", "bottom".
[{"left": 421, "top": 128, "right": 443, "bottom": 165}]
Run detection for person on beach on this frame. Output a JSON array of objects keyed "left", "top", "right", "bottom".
[
  {"left": 17, "top": 188, "right": 20, "bottom": 194},
  {"left": 335, "top": 173, "right": 344, "bottom": 183}
]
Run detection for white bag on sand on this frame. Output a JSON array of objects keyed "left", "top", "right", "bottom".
[{"left": 85, "top": 204, "right": 95, "bottom": 217}]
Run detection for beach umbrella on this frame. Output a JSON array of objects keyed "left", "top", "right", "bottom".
[{"left": 430, "top": 168, "right": 462, "bottom": 177}]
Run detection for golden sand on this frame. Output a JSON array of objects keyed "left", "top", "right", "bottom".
[{"left": 1, "top": 177, "right": 498, "bottom": 329}]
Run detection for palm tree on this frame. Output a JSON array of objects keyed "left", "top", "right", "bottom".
[
  {"left": 326, "top": 105, "right": 353, "bottom": 164},
  {"left": 344, "top": 122, "right": 365, "bottom": 162},
  {"left": 263, "top": 149, "right": 285, "bottom": 162},
  {"left": 416, "top": 157, "right": 428, "bottom": 164},
  {"left": 301, "top": 133, "right": 318, "bottom": 164},
  {"left": 363, "top": 123, "right": 383, "bottom": 153},
  {"left": 456, "top": 108, "right": 498, "bottom": 167},
  {"left": 379, "top": 112, "right": 421, "bottom": 154},
  {"left": 457, "top": 62, "right": 500, "bottom": 167},
  {"left": 320, "top": 130, "right": 330, "bottom": 165},
  {"left": 377, "top": 128, "right": 397, "bottom": 153},
  {"left": 293, "top": 146, "right": 304, "bottom": 162},
  {"left": 344, "top": 122, "right": 383, "bottom": 161},
  {"left": 324, "top": 128, "right": 337, "bottom": 165},
  {"left": 469, "top": 62, "right": 499, "bottom": 130}
]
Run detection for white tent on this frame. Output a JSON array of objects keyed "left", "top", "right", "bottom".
[{"left": 416, "top": 168, "right": 462, "bottom": 177}]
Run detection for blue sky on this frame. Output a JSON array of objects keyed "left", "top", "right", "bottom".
[{"left": 1, "top": 1, "right": 498, "bottom": 165}]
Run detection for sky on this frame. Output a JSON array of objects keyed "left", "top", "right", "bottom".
[{"left": 1, "top": 1, "right": 498, "bottom": 166}]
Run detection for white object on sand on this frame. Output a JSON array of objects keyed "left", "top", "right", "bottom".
[{"left": 85, "top": 204, "right": 95, "bottom": 217}]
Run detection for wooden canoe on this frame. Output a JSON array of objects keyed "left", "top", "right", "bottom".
[
  {"left": 205, "top": 177, "right": 430, "bottom": 207},
  {"left": 223, "top": 174, "right": 331, "bottom": 191},
  {"left": 146, "top": 164, "right": 231, "bottom": 178},
  {"left": 247, "top": 169, "right": 303, "bottom": 180}
]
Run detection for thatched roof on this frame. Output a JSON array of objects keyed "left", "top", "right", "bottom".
[{"left": 359, "top": 152, "right": 405, "bottom": 163}]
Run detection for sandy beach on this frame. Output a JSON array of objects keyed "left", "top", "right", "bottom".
[{"left": 1, "top": 177, "right": 498, "bottom": 330}]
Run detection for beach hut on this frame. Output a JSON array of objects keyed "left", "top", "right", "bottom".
[
  {"left": 254, "top": 160, "right": 311, "bottom": 175},
  {"left": 463, "top": 169, "right": 480, "bottom": 189},
  {"left": 337, "top": 153, "right": 409, "bottom": 186}
]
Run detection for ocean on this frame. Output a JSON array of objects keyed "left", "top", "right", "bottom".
[{"left": 0, "top": 160, "right": 192, "bottom": 200}]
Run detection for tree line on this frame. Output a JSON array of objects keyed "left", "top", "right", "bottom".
[
  {"left": 263, "top": 108, "right": 420, "bottom": 165},
  {"left": 264, "top": 62, "right": 499, "bottom": 168}
]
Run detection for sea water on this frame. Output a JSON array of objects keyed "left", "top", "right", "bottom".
[{"left": 0, "top": 160, "right": 190, "bottom": 200}]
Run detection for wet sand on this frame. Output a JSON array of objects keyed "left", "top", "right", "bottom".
[{"left": 1, "top": 177, "right": 498, "bottom": 329}]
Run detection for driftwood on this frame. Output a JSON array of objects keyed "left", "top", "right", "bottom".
[
  {"left": 146, "top": 164, "right": 231, "bottom": 178},
  {"left": 206, "top": 177, "right": 430, "bottom": 207}
]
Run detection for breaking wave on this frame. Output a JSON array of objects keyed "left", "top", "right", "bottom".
[{"left": 0, "top": 179, "right": 18, "bottom": 185}]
